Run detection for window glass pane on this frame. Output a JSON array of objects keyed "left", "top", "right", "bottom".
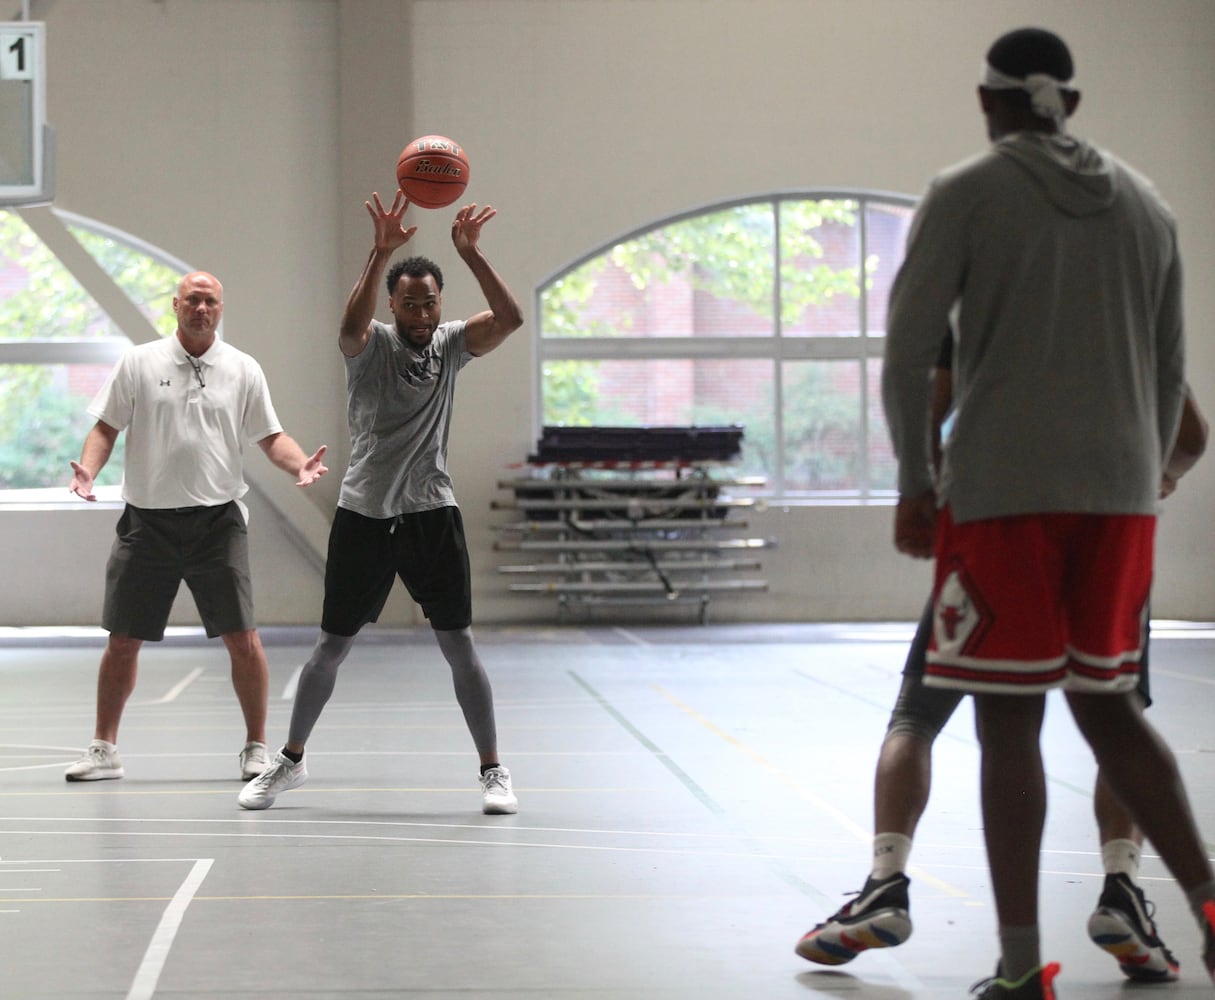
[
  {"left": 0, "top": 211, "right": 125, "bottom": 342},
  {"left": 863, "top": 201, "right": 916, "bottom": 337},
  {"left": 0, "top": 363, "right": 124, "bottom": 489},
  {"left": 541, "top": 357, "right": 774, "bottom": 480},
  {"left": 866, "top": 357, "right": 897, "bottom": 492},
  {"left": 781, "top": 359, "right": 864, "bottom": 493},
  {"left": 780, "top": 199, "right": 863, "bottom": 337},
  {"left": 542, "top": 204, "right": 776, "bottom": 340},
  {"left": 67, "top": 224, "right": 180, "bottom": 337}
]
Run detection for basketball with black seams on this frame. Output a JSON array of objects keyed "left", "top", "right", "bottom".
[{"left": 396, "top": 135, "right": 470, "bottom": 209}]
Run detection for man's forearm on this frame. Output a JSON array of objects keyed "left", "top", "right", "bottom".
[
  {"left": 461, "top": 246, "right": 523, "bottom": 331},
  {"left": 259, "top": 432, "right": 308, "bottom": 477},
  {"left": 340, "top": 247, "right": 394, "bottom": 346},
  {"left": 78, "top": 423, "right": 118, "bottom": 478}
]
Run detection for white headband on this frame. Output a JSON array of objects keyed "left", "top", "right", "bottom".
[{"left": 982, "top": 62, "right": 1073, "bottom": 129}]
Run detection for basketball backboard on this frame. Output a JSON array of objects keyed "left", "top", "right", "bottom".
[{"left": 0, "top": 21, "right": 52, "bottom": 205}]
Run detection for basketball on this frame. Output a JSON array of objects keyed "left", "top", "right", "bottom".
[{"left": 396, "top": 135, "right": 470, "bottom": 209}]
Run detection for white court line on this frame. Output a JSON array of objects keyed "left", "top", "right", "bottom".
[
  {"left": 0, "top": 825, "right": 870, "bottom": 861},
  {"left": 281, "top": 664, "right": 303, "bottom": 701},
  {"left": 151, "top": 668, "right": 205, "bottom": 705},
  {"left": 611, "top": 627, "right": 650, "bottom": 647},
  {"left": 1154, "top": 666, "right": 1215, "bottom": 687},
  {"left": 2, "top": 813, "right": 861, "bottom": 843},
  {"left": 0, "top": 761, "right": 85, "bottom": 774},
  {"left": 1, "top": 857, "right": 213, "bottom": 864},
  {"left": 126, "top": 668, "right": 205, "bottom": 708},
  {"left": 126, "top": 858, "right": 213, "bottom": 1000}
]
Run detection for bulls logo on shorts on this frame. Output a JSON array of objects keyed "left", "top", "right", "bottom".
[{"left": 933, "top": 564, "right": 992, "bottom": 658}]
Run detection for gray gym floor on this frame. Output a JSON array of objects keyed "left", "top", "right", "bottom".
[{"left": 1, "top": 621, "right": 1212, "bottom": 999}]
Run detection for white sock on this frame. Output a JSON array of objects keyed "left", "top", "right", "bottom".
[
  {"left": 872, "top": 833, "right": 912, "bottom": 879},
  {"left": 1101, "top": 838, "right": 1141, "bottom": 880}
]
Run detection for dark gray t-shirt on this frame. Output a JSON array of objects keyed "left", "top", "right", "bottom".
[{"left": 337, "top": 319, "right": 472, "bottom": 518}]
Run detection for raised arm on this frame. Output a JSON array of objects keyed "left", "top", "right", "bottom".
[
  {"left": 339, "top": 190, "right": 418, "bottom": 358},
  {"left": 450, "top": 204, "right": 524, "bottom": 357},
  {"left": 68, "top": 420, "right": 120, "bottom": 501}
]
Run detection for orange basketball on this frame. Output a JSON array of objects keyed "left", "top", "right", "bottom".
[{"left": 395, "top": 135, "right": 470, "bottom": 209}]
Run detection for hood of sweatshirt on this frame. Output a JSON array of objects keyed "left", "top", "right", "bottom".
[{"left": 995, "top": 131, "right": 1116, "bottom": 217}]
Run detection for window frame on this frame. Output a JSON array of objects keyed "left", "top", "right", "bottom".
[{"left": 534, "top": 188, "right": 917, "bottom": 501}]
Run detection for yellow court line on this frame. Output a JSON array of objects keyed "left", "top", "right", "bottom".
[{"left": 650, "top": 683, "right": 971, "bottom": 900}]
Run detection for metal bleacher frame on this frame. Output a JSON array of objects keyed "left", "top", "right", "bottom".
[{"left": 492, "top": 455, "right": 775, "bottom": 624}]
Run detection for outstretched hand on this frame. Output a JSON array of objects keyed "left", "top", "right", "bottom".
[
  {"left": 69, "top": 461, "right": 97, "bottom": 502},
  {"left": 296, "top": 445, "right": 329, "bottom": 488},
  {"left": 365, "top": 190, "right": 417, "bottom": 254},
  {"left": 451, "top": 203, "right": 497, "bottom": 255}
]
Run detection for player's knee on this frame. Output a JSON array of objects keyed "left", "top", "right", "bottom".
[{"left": 886, "top": 713, "right": 946, "bottom": 743}]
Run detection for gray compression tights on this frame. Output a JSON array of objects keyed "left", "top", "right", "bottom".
[
  {"left": 434, "top": 626, "right": 498, "bottom": 757},
  {"left": 286, "top": 627, "right": 497, "bottom": 757},
  {"left": 287, "top": 631, "right": 357, "bottom": 747}
]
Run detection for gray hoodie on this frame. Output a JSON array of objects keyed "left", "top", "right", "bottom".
[{"left": 882, "top": 131, "right": 1185, "bottom": 522}]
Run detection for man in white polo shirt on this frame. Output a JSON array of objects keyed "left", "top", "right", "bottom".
[{"left": 64, "top": 270, "right": 328, "bottom": 782}]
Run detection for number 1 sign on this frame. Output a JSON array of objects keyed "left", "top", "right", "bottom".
[{"left": 0, "top": 21, "right": 50, "bottom": 203}]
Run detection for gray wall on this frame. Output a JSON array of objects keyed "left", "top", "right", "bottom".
[{"left": 4, "top": 0, "right": 1212, "bottom": 626}]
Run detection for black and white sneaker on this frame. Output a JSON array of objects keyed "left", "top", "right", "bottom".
[
  {"left": 1087, "top": 873, "right": 1179, "bottom": 982},
  {"left": 795, "top": 872, "right": 912, "bottom": 965}
]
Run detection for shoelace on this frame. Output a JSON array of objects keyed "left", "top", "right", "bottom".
[
  {"left": 253, "top": 763, "right": 289, "bottom": 788},
  {"left": 89, "top": 745, "right": 111, "bottom": 764},
  {"left": 808, "top": 887, "right": 865, "bottom": 930},
  {"left": 482, "top": 771, "right": 509, "bottom": 794},
  {"left": 1126, "top": 882, "right": 1168, "bottom": 945},
  {"left": 969, "top": 963, "right": 1060, "bottom": 998}
]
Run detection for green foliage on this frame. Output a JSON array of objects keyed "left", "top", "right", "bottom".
[
  {"left": 781, "top": 364, "right": 862, "bottom": 489},
  {"left": 68, "top": 225, "right": 179, "bottom": 337},
  {"left": 0, "top": 369, "right": 125, "bottom": 489},
  {"left": 607, "top": 200, "right": 875, "bottom": 325},
  {"left": 733, "top": 363, "right": 862, "bottom": 490},
  {"left": 541, "top": 360, "right": 600, "bottom": 427},
  {"left": 610, "top": 204, "right": 776, "bottom": 317}
]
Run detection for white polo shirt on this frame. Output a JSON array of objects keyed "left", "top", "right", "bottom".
[{"left": 89, "top": 335, "right": 283, "bottom": 509}]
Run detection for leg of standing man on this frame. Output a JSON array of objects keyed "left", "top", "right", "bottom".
[
  {"left": 222, "top": 627, "right": 273, "bottom": 779},
  {"left": 64, "top": 634, "right": 142, "bottom": 781}
]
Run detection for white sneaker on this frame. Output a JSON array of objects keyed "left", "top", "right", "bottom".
[
  {"left": 479, "top": 765, "right": 518, "bottom": 815},
  {"left": 64, "top": 740, "right": 124, "bottom": 782},
  {"left": 238, "top": 751, "right": 307, "bottom": 810},
  {"left": 238, "top": 741, "right": 271, "bottom": 780}
]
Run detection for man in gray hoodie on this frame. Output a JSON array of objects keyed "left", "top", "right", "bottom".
[{"left": 881, "top": 27, "right": 1215, "bottom": 1000}]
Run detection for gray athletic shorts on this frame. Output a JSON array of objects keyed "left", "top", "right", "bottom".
[
  {"left": 102, "top": 502, "right": 255, "bottom": 641},
  {"left": 887, "top": 597, "right": 1153, "bottom": 739}
]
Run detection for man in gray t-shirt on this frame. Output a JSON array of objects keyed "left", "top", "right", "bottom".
[{"left": 239, "top": 189, "right": 525, "bottom": 817}]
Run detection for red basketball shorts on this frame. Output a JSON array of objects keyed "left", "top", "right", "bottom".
[{"left": 924, "top": 506, "right": 1154, "bottom": 694}]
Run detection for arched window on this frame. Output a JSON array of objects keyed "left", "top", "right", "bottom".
[
  {"left": 537, "top": 192, "right": 916, "bottom": 500},
  {"left": 0, "top": 208, "right": 186, "bottom": 499}
]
